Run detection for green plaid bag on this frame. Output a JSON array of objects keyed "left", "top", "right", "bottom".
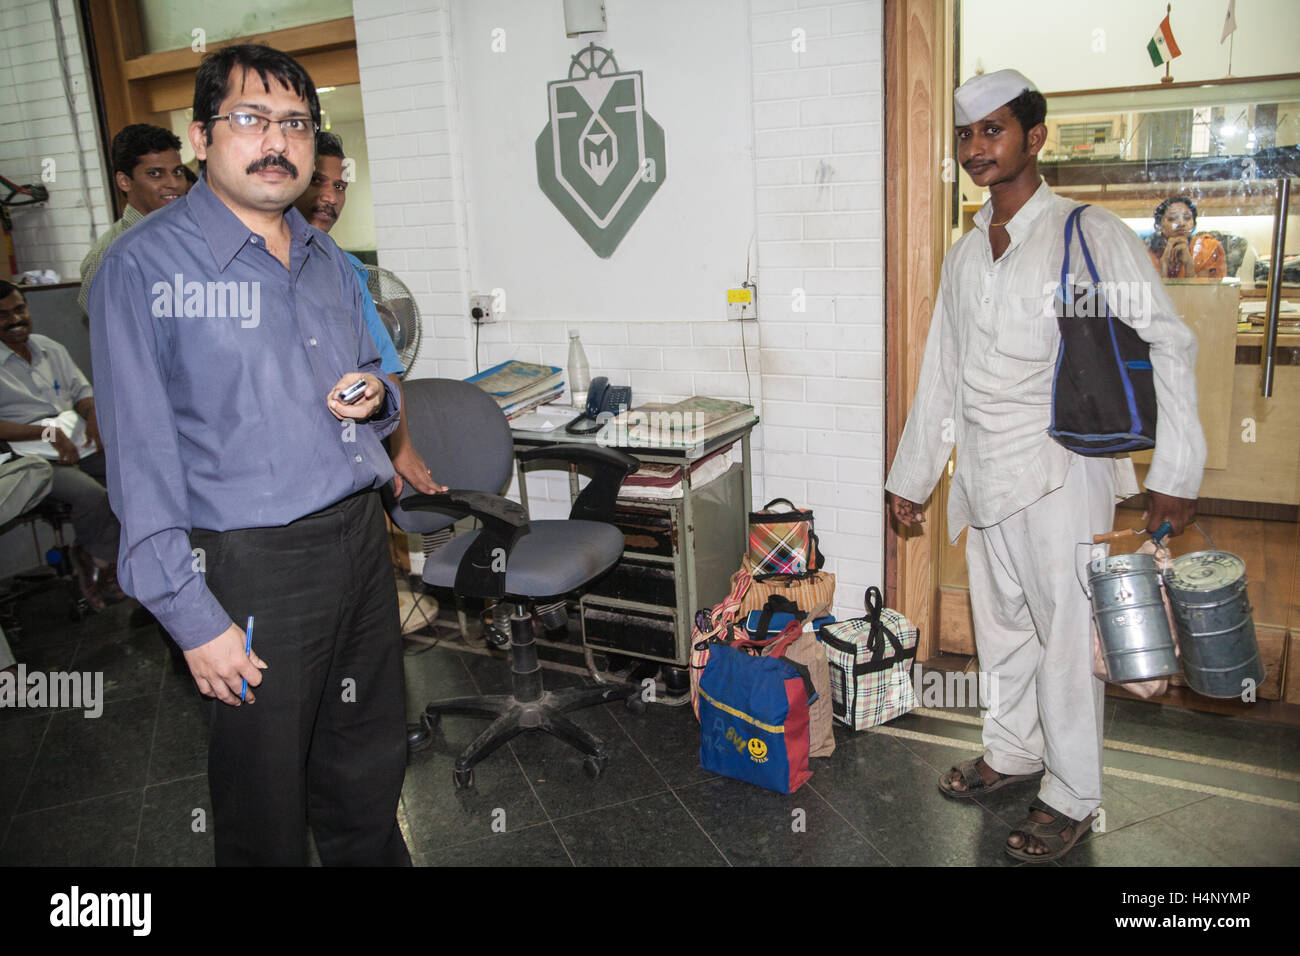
[{"left": 820, "top": 587, "right": 918, "bottom": 729}]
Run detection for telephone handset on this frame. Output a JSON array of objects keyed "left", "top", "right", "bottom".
[{"left": 566, "top": 376, "right": 632, "bottom": 435}]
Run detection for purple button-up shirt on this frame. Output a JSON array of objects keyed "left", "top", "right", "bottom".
[{"left": 88, "top": 175, "right": 399, "bottom": 649}]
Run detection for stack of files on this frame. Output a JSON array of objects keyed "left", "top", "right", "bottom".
[
  {"left": 465, "top": 360, "right": 565, "bottom": 420},
  {"left": 617, "top": 447, "right": 733, "bottom": 500},
  {"left": 614, "top": 396, "right": 755, "bottom": 446}
]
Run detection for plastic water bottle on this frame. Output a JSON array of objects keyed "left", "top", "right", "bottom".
[{"left": 568, "top": 330, "right": 590, "bottom": 407}]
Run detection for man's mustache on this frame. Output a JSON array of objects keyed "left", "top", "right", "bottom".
[
  {"left": 246, "top": 155, "right": 299, "bottom": 178},
  {"left": 311, "top": 205, "right": 338, "bottom": 220}
]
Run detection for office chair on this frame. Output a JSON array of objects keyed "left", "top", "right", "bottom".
[
  {"left": 0, "top": 498, "right": 88, "bottom": 635},
  {"left": 384, "top": 378, "right": 642, "bottom": 788}
]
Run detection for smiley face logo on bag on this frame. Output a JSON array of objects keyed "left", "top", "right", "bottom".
[{"left": 748, "top": 737, "right": 769, "bottom": 762}]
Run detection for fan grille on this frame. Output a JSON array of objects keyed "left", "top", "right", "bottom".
[{"left": 363, "top": 265, "right": 422, "bottom": 378}]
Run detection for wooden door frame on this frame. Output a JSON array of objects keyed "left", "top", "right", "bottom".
[
  {"left": 80, "top": 1, "right": 359, "bottom": 218},
  {"left": 883, "top": 0, "right": 953, "bottom": 661}
]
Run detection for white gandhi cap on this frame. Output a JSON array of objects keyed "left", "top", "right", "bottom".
[{"left": 954, "top": 69, "right": 1038, "bottom": 126}]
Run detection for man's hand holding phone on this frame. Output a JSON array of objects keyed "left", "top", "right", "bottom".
[{"left": 327, "top": 372, "right": 384, "bottom": 421}]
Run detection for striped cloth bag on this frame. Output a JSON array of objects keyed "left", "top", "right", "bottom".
[
  {"left": 690, "top": 566, "right": 752, "bottom": 718},
  {"left": 820, "top": 587, "right": 919, "bottom": 729},
  {"left": 737, "top": 555, "right": 836, "bottom": 622}
]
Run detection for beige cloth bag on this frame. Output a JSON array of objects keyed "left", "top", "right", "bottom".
[
  {"left": 761, "top": 626, "right": 836, "bottom": 758},
  {"left": 738, "top": 555, "right": 836, "bottom": 622}
]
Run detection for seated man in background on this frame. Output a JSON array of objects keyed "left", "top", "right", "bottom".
[
  {"left": 79, "top": 123, "right": 190, "bottom": 313},
  {"left": 293, "top": 131, "right": 442, "bottom": 496},
  {"left": 0, "top": 449, "right": 55, "bottom": 675},
  {"left": 0, "top": 280, "right": 121, "bottom": 611}
]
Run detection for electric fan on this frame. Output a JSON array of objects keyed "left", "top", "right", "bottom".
[{"left": 362, "top": 264, "right": 421, "bottom": 378}]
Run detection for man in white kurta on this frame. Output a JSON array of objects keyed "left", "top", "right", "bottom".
[{"left": 885, "top": 70, "right": 1204, "bottom": 860}]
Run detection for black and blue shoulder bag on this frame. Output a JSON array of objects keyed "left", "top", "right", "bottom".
[{"left": 1047, "top": 203, "right": 1158, "bottom": 455}]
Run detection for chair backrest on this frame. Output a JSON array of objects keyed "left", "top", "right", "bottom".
[{"left": 384, "top": 378, "right": 516, "bottom": 534}]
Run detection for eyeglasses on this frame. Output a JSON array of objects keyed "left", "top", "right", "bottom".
[
  {"left": 0, "top": 302, "right": 30, "bottom": 320},
  {"left": 209, "top": 111, "right": 318, "bottom": 140}
]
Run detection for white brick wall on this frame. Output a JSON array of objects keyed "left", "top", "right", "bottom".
[
  {"left": 0, "top": 0, "right": 112, "bottom": 280},
  {"left": 358, "top": 0, "right": 885, "bottom": 621},
  {"left": 748, "top": 0, "right": 884, "bottom": 619},
  {"left": 354, "top": 0, "right": 469, "bottom": 384}
]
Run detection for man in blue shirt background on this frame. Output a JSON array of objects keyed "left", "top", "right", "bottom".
[
  {"left": 293, "top": 130, "right": 441, "bottom": 496},
  {"left": 88, "top": 44, "right": 410, "bottom": 866}
]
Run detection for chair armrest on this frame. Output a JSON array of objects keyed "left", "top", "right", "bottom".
[
  {"left": 516, "top": 443, "right": 640, "bottom": 472},
  {"left": 399, "top": 490, "right": 528, "bottom": 599},
  {"left": 401, "top": 490, "right": 527, "bottom": 536},
  {"left": 515, "top": 443, "right": 640, "bottom": 523}
]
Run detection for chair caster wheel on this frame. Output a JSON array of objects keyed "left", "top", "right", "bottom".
[
  {"left": 406, "top": 722, "right": 432, "bottom": 757},
  {"left": 625, "top": 694, "right": 647, "bottom": 715},
  {"left": 662, "top": 666, "right": 690, "bottom": 694},
  {"left": 453, "top": 767, "right": 474, "bottom": 789},
  {"left": 583, "top": 754, "right": 607, "bottom": 779}
]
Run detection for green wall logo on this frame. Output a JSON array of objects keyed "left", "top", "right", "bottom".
[{"left": 535, "top": 43, "right": 666, "bottom": 258}]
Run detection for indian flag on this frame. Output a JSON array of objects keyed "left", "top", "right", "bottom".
[{"left": 1147, "top": 15, "right": 1181, "bottom": 66}]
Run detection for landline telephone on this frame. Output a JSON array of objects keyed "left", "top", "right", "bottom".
[{"left": 566, "top": 376, "right": 632, "bottom": 435}]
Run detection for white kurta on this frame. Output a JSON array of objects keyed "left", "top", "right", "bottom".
[
  {"left": 885, "top": 180, "right": 1206, "bottom": 821},
  {"left": 885, "top": 180, "right": 1205, "bottom": 541}
]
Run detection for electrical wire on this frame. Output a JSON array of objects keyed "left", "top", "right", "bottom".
[
  {"left": 739, "top": 236, "right": 757, "bottom": 407},
  {"left": 48, "top": 0, "right": 97, "bottom": 248},
  {"left": 740, "top": 306, "right": 753, "bottom": 407}
]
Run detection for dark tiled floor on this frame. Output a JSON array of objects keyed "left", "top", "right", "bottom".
[{"left": 3, "top": 582, "right": 1299, "bottom": 866}]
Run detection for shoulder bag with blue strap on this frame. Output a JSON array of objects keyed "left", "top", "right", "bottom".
[{"left": 1047, "top": 204, "right": 1158, "bottom": 455}]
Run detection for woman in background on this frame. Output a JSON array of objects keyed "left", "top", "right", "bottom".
[{"left": 1147, "top": 195, "right": 1227, "bottom": 279}]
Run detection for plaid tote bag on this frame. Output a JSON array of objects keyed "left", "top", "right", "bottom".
[
  {"left": 820, "top": 587, "right": 919, "bottom": 729},
  {"left": 747, "top": 498, "right": 824, "bottom": 581}
]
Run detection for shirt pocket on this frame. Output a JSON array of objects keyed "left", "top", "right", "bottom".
[{"left": 994, "top": 289, "right": 1060, "bottom": 363}]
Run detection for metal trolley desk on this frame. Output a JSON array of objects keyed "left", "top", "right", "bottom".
[{"left": 509, "top": 416, "right": 758, "bottom": 671}]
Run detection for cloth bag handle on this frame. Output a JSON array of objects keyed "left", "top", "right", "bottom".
[
  {"left": 732, "top": 619, "right": 806, "bottom": 660},
  {"left": 751, "top": 595, "right": 807, "bottom": 642},
  {"left": 862, "top": 586, "right": 904, "bottom": 664}
]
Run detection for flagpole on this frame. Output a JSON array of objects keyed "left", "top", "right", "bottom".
[
  {"left": 1228, "top": 32, "right": 1234, "bottom": 78},
  {"left": 1162, "top": 3, "right": 1173, "bottom": 84}
]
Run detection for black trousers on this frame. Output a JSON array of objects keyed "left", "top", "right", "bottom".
[{"left": 193, "top": 490, "right": 410, "bottom": 866}]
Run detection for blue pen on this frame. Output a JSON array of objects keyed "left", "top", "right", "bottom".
[{"left": 241, "top": 615, "right": 254, "bottom": 701}]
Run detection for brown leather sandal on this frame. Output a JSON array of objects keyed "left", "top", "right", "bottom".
[
  {"left": 1004, "top": 798, "right": 1093, "bottom": 863},
  {"left": 937, "top": 756, "right": 1042, "bottom": 799}
]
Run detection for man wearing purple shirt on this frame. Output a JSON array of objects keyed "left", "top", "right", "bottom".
[{"left": 88, "top": 45, "right": 409, "bottom": 866}]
